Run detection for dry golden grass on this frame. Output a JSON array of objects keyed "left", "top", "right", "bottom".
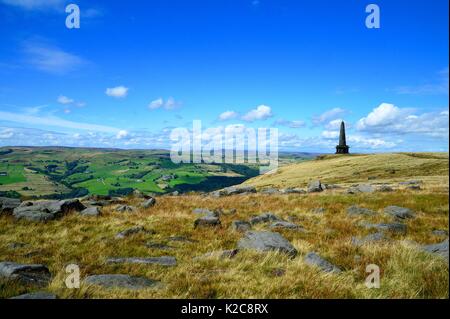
[
  {"left": 0, "top": 189, "right": 448, "bottom": 299},
  {"left": 244, "top": 153, "right": 449, "bottom": 189}
]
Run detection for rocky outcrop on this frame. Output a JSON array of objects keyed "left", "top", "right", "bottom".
[
  {"left": 115, "top": 205, "right": 136, "bottom": 213},
  {"left": 303, "top": 252, "right": 342, "bottom": 273},
  {"left": 384, "top": 206, "right": 415, "bottom": 220},
  {"left": 347, "top": 205, "right": 376, "bottom": 217},
  {"left": 351, "top": 232, "right": 387, "bottom": 246},
  {"left": 422, "top": 239, "right": 449, "bottom": 261},
  {"left": 140, "top": 197, "right": 156, "bottom": 209},
  {"left": 270, "top": 221, "right": 304, "bottom": 231},
  {"left": 347, "top": 184, "right": 375, "bottom": 194},
  {"left": 231, "top": 220, "right": 252, "bottom": 232},
  {"left": 80, "top": 206, "right": 102, "bottom": 217},
  {"left": 12, "top": 199, "right": 85, "bottom": 222},
  {"left": 249, "top": 213, "right": 282, "bottom": 225},
  {"left": 211, "top": 186, "right": 256, "bottom": 197},
  {"left": 115, "top": 226, "right": 154, "bottom": 239},
  {"left": 194, "top": 215, "right": 221, "bottom": 228},
  {"left": 0, "top": 262, "right": 51, "bottom": 287},
  {"left": 0, "top": 197, "right": 21, "bottom": 215},
  {"left": 237, "top": 231, "right": 297, "bottom": 257},
  {"left": 307, "top": 180, "right": 324, "bottom": 193}
]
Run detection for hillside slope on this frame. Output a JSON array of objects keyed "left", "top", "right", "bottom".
[{"left": 243, "top": 153, "right": 449, "bottom": 189}]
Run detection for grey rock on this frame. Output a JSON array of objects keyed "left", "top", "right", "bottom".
[
  {"left": 347, "top": 184, "right": 375, "bottom": 194},
  {"left": 80, "top": 206, "right": 101, "bottom": 217},
  {"left": 408, "top": 185, "right": 421, "bottom": 190},
  {"left": 270, "top": 221, "right": 303, "bottom": 231},
  {"left": 347, "top": 205, "right": 376, "bottom": 217},
  {"left": 377, "top": 185, "right": 394, "bottom": 192},
  {"left": 0, "top": 197, "right": 21, "bottom": 215},
  {"left": 422, "top": 239, "right": 449, "bottom": 260},
  {"left": 303, "top": 252, "right": 342, "bottom": 273},
  {"left": 211, "top": 186, "right": 257, "bottom": 197},
  {"left": 12, "top": 199, "right": 85, "bottom": 222},
  {"left": 115, "top": 205, "right": 136, "bottom": 213},
  {"left": 115, "top": 226, "right": 154, "bottom": 239},
  {"left": 194, "top": 215, "right": 221, "bottom": 228},
  {"left": 432, "top": 230, "right": 448, "bottom": 237},
  {"left": 132, "top": 189, "right": 152, "bottom": 199},
  {"left": 231, "top": 220, "right": 252, "bottom": 232},
  {"left": 351, "top": 232, "right": 387, "bottom": 246},
  {"left": 399, "top": 180, "right": 422, "bottom": 185},
  {"left": 361, "top": 222, "right": 407, "bottom": 235},
  {"left": 84, "top": 274, "right": 160, "bottom": 290},
  {"left": 10, "top": 292, "right": 57, "bottom": 299},
  {"left": 237, "top": 231, "right": 297, "bottom": 257},
  {"left": 307, "top": 180, "right": 323, "bottom": 193},
  {"left": 0, "top": 262, "right": 51, "bottom": 287},
  {"left": 260, "top": 188, "right": 282, "bottom": 195},
  {"left": 193, "top": 208, "right": 218, "bottom": 217},
  {"left": 250, "top": 213, "right": 282, "bottom": 225},
  {"left": 140, "top": 197, "right": 156, "bottom": 209},
  {"left": 106, "top": 256, "right": 177, "bottom": 266},
  {"left": 384, "top": 206, "right": 415, "bottom": 220}
]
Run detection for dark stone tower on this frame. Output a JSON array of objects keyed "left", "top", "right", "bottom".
[{"left": 336, "top": 121, "right": 350, "bottom": 154}]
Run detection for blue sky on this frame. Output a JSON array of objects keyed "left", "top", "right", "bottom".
[{"left": 0, "top": 0, "right": 448, "bottom": 152}]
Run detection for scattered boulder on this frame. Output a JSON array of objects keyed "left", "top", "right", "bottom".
[
  {"left": 80, "top": 206, "right": 101, "bottom": 217},
  {"left": 351, "top": 232, "right": 387, "bottom": 246},
  {"left": 270, "top": 221, "right": 304, "bottom": 231},
  {"left": 360, "top": 222, "right": 407, "bottom": 235},
  {"left": 115, "top": 226, "right": 154, "bottom": 239},
  {"left": 377, "top": 185, "right": 394, "bottom": 192},
  {"left": 346, "top": 205, "right": 376, "bottom": 217},
  {"left": 0, "top": 197, "right": 21, "bottom": 215},
  {"left": 399, "top": 180, "right": 422, "bottom": 186},
  {"left": 422, "top": 239, "right": 449, "bottom": 260},
  {"left": 193, "top": 208, "right": 218, "bottom": 217},
  {"left": 84, "top": 274, "right": 160, "bottom": 290},
  {"left": 106, "top": 256, "right": 177, "bottom": 267},
  {"left": 303, "top": 252, "right": 342, "bottom": 273},
  {"left": 194, "top": 215, "right": 221, "bottom": 228},
  {"left": 260, "top": 188, "right": 282, "bottom": 195},
  {"left": 12, "top": 199, "right": 86, "bottom": 222},
  {"left": 408, "top": 185, "right": 421, "bottom": 190},
  {"left": 132, "top": 189, "right": 152, "bottom": 199},
  {"left": 384, "top": 206, "right": 415, "bottom": 220},
  {"left": 237, "top": 231, "right": 297, "bottom": 257},
  {"left": 307, "top": 180, "right": 324, "bottom": 193},
  {"left": 212, "top": 186, "right": 257, "bottom": 197},
  {"left": 115, "top": 205, "right": 136, "bottom": 213},
  {"left": 347, "top": 184, "right": 375, "bottom": 194},
  {"left": 432, "top": 230, "right": 448, "bottom": 237},
  {"left": 250, "top": 213, "right": 282, "bottom": 225},
  {"left": 10, "top": 292, "right": 57, "bottom": 299},
  {"left": 140, "top": 197, "right": 156, "bottom": 209},
  {"left": 0, "top": 262, "right": 51, "bottom": 287},
  {"left": 231, "top": 220, "right": 252, "bottom": 232},
  {"left": 194, "top": 249, "right": 239, "bottom": 260}
]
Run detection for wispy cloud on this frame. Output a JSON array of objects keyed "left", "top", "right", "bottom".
[
  {"left": 0, "top": 110, "right": 121, "bottom": 133},
  {"left": 312, "top": 107, "right": 347, "bottom": 125},
  {"left": 218, "top": 110, "right": 238, "bottom": 121},
  {"left": 1, "top": 0, "right": 64, "bottom": 11},
  {"left": 392, "top": 67, "right": 449, "bottom": 95},
  {"left": 23, "top": 40, "right": 86, "bottom": 74},
  {"left": 273, "top": 119, "right": 306, "bottom": 128}
]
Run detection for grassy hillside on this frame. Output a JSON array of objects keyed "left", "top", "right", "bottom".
[{"left": 244, "top": 153, "right": 449, "bottom": 189}]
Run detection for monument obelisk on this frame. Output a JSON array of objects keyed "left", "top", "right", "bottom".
[{"left": 335, "top": 121, "right": 350, "bottom": 154}]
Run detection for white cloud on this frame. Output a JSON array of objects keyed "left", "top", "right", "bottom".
[
  {"left": 148, "top": 97, "right": 182, "bottom": 110},
  {"left": 357, "top": 103, "right": 449, "bottom": 138},
  {"left": 313, "top": 107, "right": 346, "bottom": 125},
  {"left": 0, "top": 128, "right": 14, "bottom": 139},
  {"left": 242, "top": 105, "right": 273, "bottom": 122},
  {"left": 219, "top": 111, "right": 238, "bottom": 121},
  {"left": 325, "top": 119, "right": 345, "bottom": 130},
  {"left": 274, "top": 119, "right": 306, "bottom": 128},
  {"left": 106, "top": 86, "right": 129, "bottom": 98},
  {"left": 23, "top": 40, "right": 85, "bottom": 74},
  {"left": 393, "top": 67, "right": 449, "bottom": 95},
  {"left": 348, "top": 136, "right": 396, "bottom": 149},
  {"left": 116, "top": 130, "right": 129, "bottom": 139},
  {"left": 57, "top": 95, "right": 74, "bottom": 105},
  {"left": 1, "top": 0, "right": 63, "bottom": 10},
  {"left": 321, "top": 130, "right": 339, "bottom": 139}
]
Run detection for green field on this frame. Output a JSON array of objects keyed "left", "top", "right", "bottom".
[{"left": 0, "top": 147, "right": 315, "bottom": 198}]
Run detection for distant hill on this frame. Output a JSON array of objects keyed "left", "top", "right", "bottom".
[{"left": 243, "top": 152, "right": 449, "bottom": 189}]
